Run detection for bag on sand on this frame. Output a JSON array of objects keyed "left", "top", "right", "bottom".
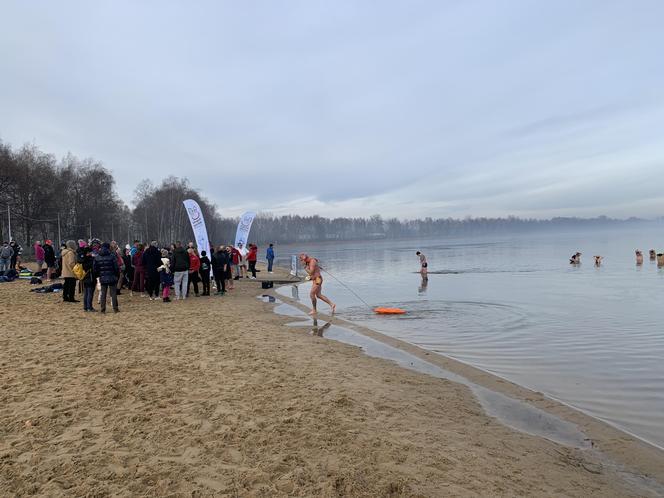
[
  {"left": 30, "top": 277, "right": 42, "bottom": 285},
  {"left": 261, "top": 281, "right": 274, "bottom": 289},
  {"left": 72, "top": 263, "right": 87, "bottom": 281}
]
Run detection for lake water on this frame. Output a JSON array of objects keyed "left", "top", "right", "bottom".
[{"left": 275, "top": 226, "right": 664, "bottom": 450}]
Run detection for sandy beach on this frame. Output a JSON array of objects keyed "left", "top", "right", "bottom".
[{"left": 1, "top": 265, "right": 663, "bottom": 497}]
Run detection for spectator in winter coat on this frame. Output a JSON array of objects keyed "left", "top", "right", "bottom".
[
  {"left": 9, "top": 240, "right": 21, "bottom": 270},
  {"left": 0, "top": 242, "right": 13, "bottom": 272},
  {"left": 225, "top": 246, "right": 234, "bottom": 290},
  {"left": 199, "top": 250, "right": 211, "bottom": 296},
  {"left": 34, "top": 241, "right": 45, "bottom": 270},
  {"left": 93, "top": 242, "right": 120, "bottom": 313},
  {"left": 158, "top": 249, "right": 173, "bottom": 303},
  {"left": 60, "top": 240, "right": 78, "bottom": 303},
  {"left": 131, "top": 243, "right": 145, "bottom": 295},
  {"left": 43, "top": 240, "right": 56, "bottom": 280},
  {"left": 247, "top": 243, "right": 258, "bottom": 279},
  {"left": 110, "top": 241, "right": 125, "bottom": 295},
  {"left": 142, "top": 241, "right": 161, "bottom": 300},
  {"left": 81, "top": 246, "right": 96, "bottom": 312},
  {"left": 123, "top": 247, "right": 133, "bottom": 289},
  {"left": 231, "top": 245, "right": 241, "bottom": 279},
  {"left": 171, "top": 241, "right": 190, "bottom": 300},
  {"left": 187, "top": 247, "right": 201, "bottom": 297},
  {"left": 237, "top": 242, "right": 248, "bottom": 278},
  {"left": 211, "top": 246, "right": 229, "bottom": 294},
  {"left": 266, "top": 243, "right": 275, "bottom": 273}
]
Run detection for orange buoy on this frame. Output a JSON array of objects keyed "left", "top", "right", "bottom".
[{"left": 374, "top": 307, "right": 406, "bottom": 315}]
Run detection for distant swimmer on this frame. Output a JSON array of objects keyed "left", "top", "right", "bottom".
[
  {"left": 299, "top": 253, "right": 336, "bottom": 316},
  {"left": 416, "top": 251, "right": 428, "bottom": 278},
  {"left": 658, "top": 253, "right": 664, "bottom": 268},
  {"left": 594, "top": 255, "right": 603, "bottom": 267},
  {"left": 649, "top": 249, "right": 657, "bottom": 261},
  {"left": 636, "top": 250, "right": 643, "bottom": 265},
  {"left": 569, "top": 252, "right": 582, "bottom": 264}
]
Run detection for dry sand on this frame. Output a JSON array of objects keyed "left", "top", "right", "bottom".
[{"left": 1, "top": 265, "right": 663, "bottom": 497}]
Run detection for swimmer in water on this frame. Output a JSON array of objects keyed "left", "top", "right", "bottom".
[
  {"left": 299, "top": 253, "right": 336, "bottom": 316},
  {"left": 636, "top": 250, "right": 643, "bottom": 265},
  {"left": 594, "top": 255, "right": 603, "bottom": 267},
  {"left": 649, "top": 249, "right": 657, "bottom": 261},
  {"left": 416, "top": 251, "right": 428, "bottom": 279},
  {"left": 569, "top": 252, "right": 582, "bottom": 264}
]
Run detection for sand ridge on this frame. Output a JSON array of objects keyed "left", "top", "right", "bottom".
[{"left": 0, "top": 267, "right": 657, "bottom": 496}]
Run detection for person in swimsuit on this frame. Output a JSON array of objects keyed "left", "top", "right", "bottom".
[
  {"left": 416, "top": 251, "right": 428, "bottom": 279},
  {"left": 299, "top": 253, "right": 336, "bottom": 316}
]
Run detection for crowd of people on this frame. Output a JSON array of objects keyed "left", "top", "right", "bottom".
[{"left": 2, "top": 237, "right": 276, "bottom": 313}]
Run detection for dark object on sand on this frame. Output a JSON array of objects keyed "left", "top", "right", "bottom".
[
  {"left": 30, "top": 283, "right": 64, "bottom": 293},
  {"left": 261, "top": 281, "right": 274, "bottom": 289}
]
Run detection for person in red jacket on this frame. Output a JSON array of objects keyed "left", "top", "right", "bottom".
[
  {"left": 246, "top": 243, "right": 258, "bottom": 279},
  {"left": 34, "top": 241, "right": 45, "bottom": 271},
  {"left": 187, "top": 247, "right": 201, "bottom": 297},
  {"left": 131, "top": 243, "right": 146, "bottom": 295},
  {"left": 231, "top": 245, "right": 241, "bottom": 280}
]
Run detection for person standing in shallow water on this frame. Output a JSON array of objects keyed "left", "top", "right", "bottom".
[
  {"left": 416, "top": 251, "right": 428, "bottom": 279},
  {"left": 299, "top": 253, "right": 335, "bottom": 316}
]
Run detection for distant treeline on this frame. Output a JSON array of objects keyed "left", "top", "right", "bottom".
[{"left": 1, "top": 140, "right": 659, "bottom": 254}]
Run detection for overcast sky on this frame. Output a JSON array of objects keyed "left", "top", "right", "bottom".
[{"left": 1, "top": 1, "right": 663, "bottom": 219}]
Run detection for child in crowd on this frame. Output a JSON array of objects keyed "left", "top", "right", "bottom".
[
  {"left": 158, "top": 249, "right": 173, "bottom": 303},
  {"left": 81, "top": 246, "right": 96, "bottom": 312},
  {"left": 199, "top": 250, "right": 211, "bottom": 296}
]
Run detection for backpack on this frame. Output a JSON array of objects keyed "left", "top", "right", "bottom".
[{"left": 72, "top": 263, "right": 87, "bottom": 281}]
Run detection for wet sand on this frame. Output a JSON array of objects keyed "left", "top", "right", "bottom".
[{"left": 1, "top": 265, "right": 663, "bottom": 496}]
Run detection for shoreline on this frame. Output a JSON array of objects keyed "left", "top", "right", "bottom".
[
  {"left": 271, "top": 281, "right": 664, "bottom": 487},
  {"left": 1, "top": 264, "right": 663, "bottom": 496}
]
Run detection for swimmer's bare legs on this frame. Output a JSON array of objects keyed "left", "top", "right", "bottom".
[{"left": 309, "top": 283, "right": 335, "bottom": 315}]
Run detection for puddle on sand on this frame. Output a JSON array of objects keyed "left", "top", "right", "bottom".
[{"left": 274, "top": 302, "right": 589, "bottom": 449}]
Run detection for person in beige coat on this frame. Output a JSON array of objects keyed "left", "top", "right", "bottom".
[{"left": 61, "top": 240, "right": 79, "bottom": 303}]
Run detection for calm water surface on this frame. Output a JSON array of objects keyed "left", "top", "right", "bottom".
[{"left": 276, "top": 226, "right": 664, "bottom": 449}]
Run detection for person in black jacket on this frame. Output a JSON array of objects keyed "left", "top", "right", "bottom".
[
  {"left": 43, "top": 240, "right": 56, "bottom": 280},
  {"left": 171, "top": 241, "right": 190, "bottom": 300},
  {"left": 142, "top": 241, "right": 162, "bottom": 300},
  {"left": 81, "top": 246, "right": 97, "bottom": 312},
  {"left": 93, "top": 242, "right": 120, "bottom": 313},
  {"left": 211, "top": 245, "right": 228, "bottom": 295},
  {"left": 199, "top": 250, "right": 211, "bottom": 296}
]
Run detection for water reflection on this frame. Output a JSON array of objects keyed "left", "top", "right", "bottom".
[
  {"left": 418, "top": 277, "right": 428, "bottom": 294},
  {"left": 311, "top": 318, "right": 332, "bottom": 337}
]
